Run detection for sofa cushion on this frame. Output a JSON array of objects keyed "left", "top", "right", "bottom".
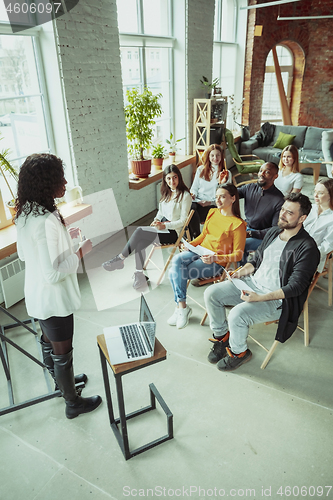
[
  {"left": 303, "top": 126, "right": 331, "bottom": 151},
  {"left": 271, "top": 125, "right": 307, "bottom": 149},
  {"left": 253, "top": 147, "right": 280, "bottom": 165},
  {"left": 273, "top": 131, "right": 296, "bottom": 149}
]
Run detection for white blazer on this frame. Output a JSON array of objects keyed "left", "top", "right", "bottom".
[
  {"left": 16, "top": 207, "right": 81, "bottom": 320},
  {"left": 154, "top": 191, "right": 192, "bottom": 234}
]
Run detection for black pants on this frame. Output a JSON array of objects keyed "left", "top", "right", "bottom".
[
  {"left": 122, "top": 227, "right": 178, "bottom": 270},
  {"left": 188, "top": 202, "right": 215, "bottom": 239},
  {"left": 39, "top": 314, "right": 74, "bottom": 355}
]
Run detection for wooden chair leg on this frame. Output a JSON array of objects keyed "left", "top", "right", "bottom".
[
  {"left": 260, "top": 340, "right": 279, "bottom": 369},
  {"left": 328, "top": 259, "right": 332, "bottom": 307},
  {"left": 143, "top": 245, "right": 156, "bottom": 270},
  {"left": 200, "top": 312, "right": 208, "bottom": 326},
  {"left": 303, "top": 299, "right": 309, "bottom": 346}
]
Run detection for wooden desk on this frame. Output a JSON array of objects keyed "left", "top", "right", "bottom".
[
  {"left": 0, "top": 203, "right": 92, "bottom": 260},
  {"left": 97, "top": 334, "right": 173, "bottom": 460},
  {"left": 129, "top": 154, "right": 196, "bottom": 190},
  {"left": 299, "top": 162, "right": 321, "bottom": 184}
]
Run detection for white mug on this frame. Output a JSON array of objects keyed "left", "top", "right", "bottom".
[{"left": 65, "top": 185, "right": 83, "bottom": 206}]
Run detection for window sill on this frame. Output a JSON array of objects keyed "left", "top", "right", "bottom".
[
  {"left": 129, "top": 154, "right": 196, "bottom": 190},
  {"left": 0, "top": 203, "right": 92, "bottom": 260}
]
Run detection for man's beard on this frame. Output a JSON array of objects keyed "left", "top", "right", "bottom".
[{"left": 278, "top": 218, "right": 299, "bottom": 230}]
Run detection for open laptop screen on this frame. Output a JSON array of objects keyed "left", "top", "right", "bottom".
[{"left": 140, "top": 294, "right": 154, "bottom": 323}]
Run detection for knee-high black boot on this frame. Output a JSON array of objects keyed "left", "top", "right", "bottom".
[
  {"left": 40, "top": 337, "right": 88, "bottom": 390},
  {"left": 51, "top": 349, "right": 102, "bottom": 419}
]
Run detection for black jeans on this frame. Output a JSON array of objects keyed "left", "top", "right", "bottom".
[
  {"left": 188, "top": 202, "right": 215, "bottom": 239},
  {"left": 122, "top": 227, "right": 178, "bottom": 270}
]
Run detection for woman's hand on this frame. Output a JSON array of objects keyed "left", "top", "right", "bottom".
[
  {"left": 198, "top": 200, "right": 211, "bottom": 207},
  {"left": 151, "top": 220, "right": 166, "bottom": 230},
  {"left": 218, "top": 170, "right": 229, "bottom": 184},
  {"left": 76, "top": 239, "right": 92, "bottom": 260},
  {"left": 201, "top": 254, "right": 215, "bottom": 264},
  {"left": 68, "top": 227, "right": 81, "bottom": 239}
]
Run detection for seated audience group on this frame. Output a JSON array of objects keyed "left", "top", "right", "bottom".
[{"left": 102, "top": 142, "right": 333, "bottom": 371}]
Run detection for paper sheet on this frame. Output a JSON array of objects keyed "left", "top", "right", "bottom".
[{"left": 181, "top": 238, "right": 215, "bottom": 256}]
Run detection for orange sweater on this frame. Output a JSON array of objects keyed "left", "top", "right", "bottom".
[{"left": 191, "top": 208, "right": 246, "bottom": 265}]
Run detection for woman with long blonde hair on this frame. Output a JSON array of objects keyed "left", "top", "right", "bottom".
[{"left": 274, "top": 145, "right": 303, "bottom": 196}]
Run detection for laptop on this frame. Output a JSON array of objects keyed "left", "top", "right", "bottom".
[{"left": 103, "top": 294, "right": 156, "bottom": 365}]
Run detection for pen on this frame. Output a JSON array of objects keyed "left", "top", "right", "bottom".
[{"left": 229, "top": 266, "right": 242, "bottom": 275}]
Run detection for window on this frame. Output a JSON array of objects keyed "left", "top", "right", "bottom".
[
  {"left": 0, "top": 31, "right": 53, "bottom": 228},
  {"left": 213, "top": 0, "right": 238, "bottom": 129},
  {"left": 262, "top": 45, "right": 294, "bottom": 124},
  {"left": 116, "top": 0, "right": 172, "bottom": 153}
]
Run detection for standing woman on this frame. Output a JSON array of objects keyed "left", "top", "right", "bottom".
[
  {"left": 15, "top": 153, "right": 102, "bottom": 419},
  {"left": 102, "top": 164, "right": 192, "bottom": 289},
  {"left": 168, "top": 183, "right": 246, "bottom": 329},
  {"left": 189, "top": 144, "right": 231, "bottom": 238},
  {"left": 303, "top": 178, "right": 333, "bottom": 272},
  {"left": 274, "top": 145, "right": 303, "bottom": 196}
]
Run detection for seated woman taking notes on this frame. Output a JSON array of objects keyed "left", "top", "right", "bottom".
[
  {"left": 102, "top": 164, "right": 192, "bottom": 290},
  {"left": 168, "top": 183, "right": 246, "bottom": 329}
]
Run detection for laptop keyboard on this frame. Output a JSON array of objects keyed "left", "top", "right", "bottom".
[{"left": 120, "top": 324, "right": 148, "bottom": 359}]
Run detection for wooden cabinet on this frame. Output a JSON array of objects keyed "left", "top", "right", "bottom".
[{"left": 193, "top": 98, "right": 228, "bottom": 167}]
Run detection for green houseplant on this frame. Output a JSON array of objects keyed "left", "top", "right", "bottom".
[
  {"left": 200, "top": 76, "right": 220, "bottom": 99},
  {"left": 166, "top": 133, "right": 185, "bottom": 159},
  {"left": 125, "top": 87, "right": 162, "bottom": 178},
  {"left": 0, "top": 135, "right": 19, "bottom": 218},
  {"left": 151, "top": 143, "right": 166, "bottom": 169}
]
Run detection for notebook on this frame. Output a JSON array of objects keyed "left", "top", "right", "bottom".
[{"left": 103, "top": 294, "right": 156, "bottom": 365}]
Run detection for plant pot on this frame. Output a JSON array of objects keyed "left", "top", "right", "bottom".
[
  {"left": 130, "top": 159, "right": 152, "bottom": 178},
  {"left": 204, "top": 93, "right": 211, "bottom": 99},
  {"left": 169, "top": 152, "right": 176, "bottom": 161},
  {"left": 152, "top": 158, "right": 164, "bottom": 169},
  {"left": 6, "top": 201, "right": 16, "bottom": 218}
]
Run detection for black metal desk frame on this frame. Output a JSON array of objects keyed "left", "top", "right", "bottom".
[
  {"left": 0, "top": 305, "right": 85, "bottom": 416},
  {"left": 98, "top": 341, "right": 173, "bottom": 460}
]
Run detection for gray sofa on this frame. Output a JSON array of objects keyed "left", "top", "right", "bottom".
[{"left": 240, "top": 124, "right": 332, "bottom": 176}]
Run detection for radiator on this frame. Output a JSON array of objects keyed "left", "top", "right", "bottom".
[{"left": 0, "top": 258, "right": 25, "bottom": 308}]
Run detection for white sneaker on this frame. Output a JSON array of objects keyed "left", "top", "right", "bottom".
[
  {"left": 176, "top": 306, "right": 192, "bottom": 329},
  {"left": 167, "top": 307, "right": 179, "bottom": 326}
]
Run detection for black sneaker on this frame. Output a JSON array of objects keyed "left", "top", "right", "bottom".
[
  {"left": 132, "top": 272, "right": 149, "bottom": 290},
  {"left": 207, "top": 334, "right": 229, "bottom": 364},
  {"left": 102, "top": 255, "right": 124, "bottom": 271},
  {"left": 217, "top": 348, "right": 252, "bottom": 372}
]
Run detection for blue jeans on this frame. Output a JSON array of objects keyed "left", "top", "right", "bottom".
[
  {"left": 169, "top": 251, "right": 223, "bottom": 303},
  {"left": 204, "top": 278, "right": 282, "bottom": 354}
]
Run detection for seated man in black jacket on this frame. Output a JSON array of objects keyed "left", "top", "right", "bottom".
[
  {"left": 238, "top": 162, "right": 284, "bottom": 265},
  {"left": 204, "top": 193, "right": 320, "bottom": 372}
]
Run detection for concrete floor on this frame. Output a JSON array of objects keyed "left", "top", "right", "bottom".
[{"left": 1, "top": 174, "right": 333, "bottom": 500}]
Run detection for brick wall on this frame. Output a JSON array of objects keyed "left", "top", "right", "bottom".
[
  {"left": 53, "top": 0, "right": 216, "bottom": 228},
  {"left": 53, "top": 0, "right": 160, "bottom": 228},
  {"left": 244, "top": 0, "right": 333, "bottom": 134}
]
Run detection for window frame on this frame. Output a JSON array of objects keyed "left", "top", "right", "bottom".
[
  {"left": 117, "top": 0, "right": 174, "bottom": 159},
  {"left": 0, "top": 23, "right": 55, "bottom": 229}
]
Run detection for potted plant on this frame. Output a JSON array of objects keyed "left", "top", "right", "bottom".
[
  {"left": 200, "top": 76, "right": 220, "bottom": 99},
  {"left": 166, "top": 133, "right": 185, "bottom": 160},
  {"left": 0, "top": 135, "right": 19, "bottom": 218},
  {"left": 151, "top": 143, "right": 166, "bottom": 169},
  {"left": 125, "top": 87, "right": 162, "bottom": 178}
]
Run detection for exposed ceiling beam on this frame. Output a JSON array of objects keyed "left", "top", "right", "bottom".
[
  {"left": 277, "top": 15, "right": 333, "bottom": 20},
  {"left": 240, "top": 0, "right": 301, "bottom": 10}
]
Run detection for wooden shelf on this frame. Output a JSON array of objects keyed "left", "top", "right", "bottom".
[
  {"left": 0, "top": 203, "right": 92, "bottom": 260},
  {"left": 129, "top": 155, "right": 196, "bottom": 190}
]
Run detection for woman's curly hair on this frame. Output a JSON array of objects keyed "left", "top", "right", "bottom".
[{"left": 15, "top": 153, "right": 66, "bottom": 225}]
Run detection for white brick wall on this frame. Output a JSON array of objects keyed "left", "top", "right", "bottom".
[
  {"left": 52, "top": 0, "right": 216, "bottom": 228},
  {"left": 186, "top": 0, "right": 215, "bottom": 152}
]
